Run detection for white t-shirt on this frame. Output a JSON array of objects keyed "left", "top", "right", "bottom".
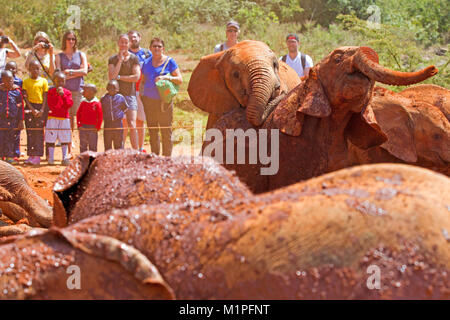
[
  {"left": 280, "top": 51, "right": 313, "bottom": 77},
  {"left": 214, "top": 42, "right": 234, "bottom": 53},
  {"left": 0, "top": 48, "right": 7, "bottom": 71}
]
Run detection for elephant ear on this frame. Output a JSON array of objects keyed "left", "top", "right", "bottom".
[
  {"left": 296, "top": 69, "right": 331, "bottom": 118},
  {"left": 278, "top": 60, "right": 301, "bottom": 92},
  {"left": 187, "top": 51, "right": 240, "bottom": 115},
  {"left": 345, "top": 105, "right": 388, "bottom": 149},
  {"left": 53, "top": 151, "right": 99, "bottom": 227},
  {"left": 272, "top": 69, "right": 331, "bottom": 137},
  {"left": 370, "top": 97, "right": 418, "bottom": 163}
]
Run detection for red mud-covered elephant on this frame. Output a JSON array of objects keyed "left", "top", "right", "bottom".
[
  {"left": 0, "top": 164, "right": 448, "bottom": 299},
  {"left": 188, "top": 40, "right": 300, "bottom": 129},
  {"left": 200, "top": 46, "right": 439, "bottom": 193},
  {"left": 348, "top": 86, "right": 450, "bottom": 175}
]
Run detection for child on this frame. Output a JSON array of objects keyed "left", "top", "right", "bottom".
[
  {"left": 76, "top": 83, "right": 102, "bottom": 152},
  {"left": 1, "top": 62, "right": 22, "bottom": 161},
  {"left": 45, "top": 71, "right": 73, "bottom": 165},
  {"left": 100, "top": 80, "right": 128, "bottom": 150},
  {"left": 22, "top": 60, "right": 49, "bottom": 165},
  {"left": 0, "top": 70, "right": 24, "bottom": 164}
]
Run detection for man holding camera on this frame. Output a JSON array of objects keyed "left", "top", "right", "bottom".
[{"left": 0, "top": 30, "right": 21, "bottom": 71}]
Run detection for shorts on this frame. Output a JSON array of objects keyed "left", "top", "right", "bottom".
[
  {"left": 124, "top": 95, "right": 138, "bottom": 111},
  {"left": 69, "top": 91, "right": 83, "bottom": 118},
  {"left": 136, "top": 92, "right": 146, "bottom": 122},
  {"left": 45, "top": 118, "right": 72, "bottom": 144}
]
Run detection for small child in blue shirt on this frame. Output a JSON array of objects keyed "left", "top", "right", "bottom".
[
  {"left": 1, "top": 62, "right": 22, "bottom": 161},
  {"left": 0, "top": 70, "right": 24, "bottom": 164},
  {"left": 100, "top": 80, "right": 128, "bottom": 150}
]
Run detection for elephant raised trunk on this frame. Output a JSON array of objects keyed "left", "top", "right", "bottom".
[
  {"left": 246, "top": 61, "right": 279, "bottom": 126},
  {"left": 353, "top": 47, "right": 438, "bottom": 86}
]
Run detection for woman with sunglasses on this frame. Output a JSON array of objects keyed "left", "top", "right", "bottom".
[
  {"left": 140, "top": 37, "right": 182, "bottom": 157},
  {"left": 55, "top": 30, "right": 88, "bottom": 158},
  {"left": 24, "top": 31, "right": 55, "bottom": 82}
]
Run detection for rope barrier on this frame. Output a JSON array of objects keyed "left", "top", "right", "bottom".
[{"left": 0, "top": 125, "right": 206, "bottom": 131}]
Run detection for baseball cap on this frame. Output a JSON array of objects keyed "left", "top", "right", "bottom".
[
  {"left": 286, "top": 33, "right": 299, "bottom": 42},
  {"left": 226, "top": 20, "right": 240, "bottom": 30}
]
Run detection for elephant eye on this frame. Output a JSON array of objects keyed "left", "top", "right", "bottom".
[
  {"left": 334, "top": 54, "right": 343, "bottom": 63},
  {"left": 273, "top": 60, "right": 279, "bottom": 69},
  {"left": 233, "top": 71, "right": 239, "bottom": 79}
]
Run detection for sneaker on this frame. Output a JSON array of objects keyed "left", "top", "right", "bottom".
[
  {"left": 66, "top": 153, "right": 73, "bottom": 160},
  {"left": 5, "top": 158, "right": 19, "bottom": 165},
  {"left": 61, "top": 159, "right": 71, "bottom": 166},
  {"left": 139, "top": 148, "right": 147, "bottom": 153},
  {"left": 24, "top": 157, "right": 34, "bottom": 165}
]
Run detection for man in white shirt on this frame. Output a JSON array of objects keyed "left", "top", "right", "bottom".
[
  {"left": 214, "top": 20, "right": 240, "bottom": 53},
  {"left": 0, "top": 31, "right": 21, "bottom": 71},
  {"left": 280, "top": 33, "right": 313, "bottom": 78}
]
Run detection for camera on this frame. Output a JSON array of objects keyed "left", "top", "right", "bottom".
[
  {"left": 0, "top": 36, "right": 9, "bottom": 44},
  {"left": 41, "top": 42, "right": 50, "bottom": 49}
]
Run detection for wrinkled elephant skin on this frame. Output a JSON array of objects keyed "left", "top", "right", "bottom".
[
  {"left": 52, "top": 149, "right": 251, "bottom": 227},
  {"left": 0, "top": 160, "right": 53, "bottom": 236},
  {"left": 0, "top": 228, "right": 174, "bottom": 299},
  {"left": 2, "top": 164, "right": 444, "bottom": 299}
]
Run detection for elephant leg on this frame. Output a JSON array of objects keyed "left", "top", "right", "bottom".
[{"left": 0, "top": 201, "right": 41, "bottom": 227}]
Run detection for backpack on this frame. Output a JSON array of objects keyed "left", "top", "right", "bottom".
[{"left": 282, "top": 53, "right": 306, "bottom": 72}]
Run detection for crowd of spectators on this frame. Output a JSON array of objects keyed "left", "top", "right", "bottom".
[{"left": 0, "top": 22, "right": 312, "bottom": 165}]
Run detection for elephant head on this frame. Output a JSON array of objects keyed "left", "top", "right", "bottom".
[
  {"left": 188, "top": 40, "right": 300, "bottom": 127},
  {"left": 348, "top": 87, "right": 450, "bottom": 174},
  {"left": 276, "top": 46, "right": 438, "bottom": 148},
  {"left": 52, "top": 149, "right": 251, "bottom": 227}
]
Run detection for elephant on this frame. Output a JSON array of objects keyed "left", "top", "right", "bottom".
[
  {"left": 2, "top": 164, "right": 448, "bottom": 299},
  {"left": 0, "top": 160, "right": 53, "bottom": 236},
  {"left": 0, "top": 227, "right": 174, "bottom": 299},
  {"left": 203, "top": 46, "right": 438, "bottom": 193},
  {"left": 188, "top": 40, "right": 300, "bottom": 129},
  {"left": 52, "top": 149, "right": 252, "bottom": 227},
  {"left": 399, "top": 84, "right": 450, "bottom": 121},
  {"left": 348, "top": 86, "right": 450, "bottom": 175}
]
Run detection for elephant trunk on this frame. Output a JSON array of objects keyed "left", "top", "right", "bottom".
[
  {"left": 246, "top": 62, "right": 278, "bottom": 126},
  {"left": 353, "top": 47, "right": 438, "bottom": 86},
  {"left": 16, "top": 185, "right": 53, "bottom": 227}
]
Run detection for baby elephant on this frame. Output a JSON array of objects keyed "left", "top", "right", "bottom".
[
  {"left": 348, "top": 86, "right": 450, "bottom": 175},
  {"left": 52, "top": 149, "right": 252, "bottom": 226}
]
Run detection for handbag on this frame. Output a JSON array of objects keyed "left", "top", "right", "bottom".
[{"left": 155, "top": 57, "right": 179, "bottom": 105}]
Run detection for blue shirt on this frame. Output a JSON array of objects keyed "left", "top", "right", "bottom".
[
  {"left": 58, "top": 51, "right": 84, "bottom": 92},
  {"left": 142, "top": 57, "right": 178, "bottom": 99},
  {"left": 129, "top": 48, "right": 151, "bottom": 68},
  {"left": 100, "top": 93, "right": 129, "bottom": 122},
  {"left": 0, "top": 88, "right": 23, "bottom": 120}
]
